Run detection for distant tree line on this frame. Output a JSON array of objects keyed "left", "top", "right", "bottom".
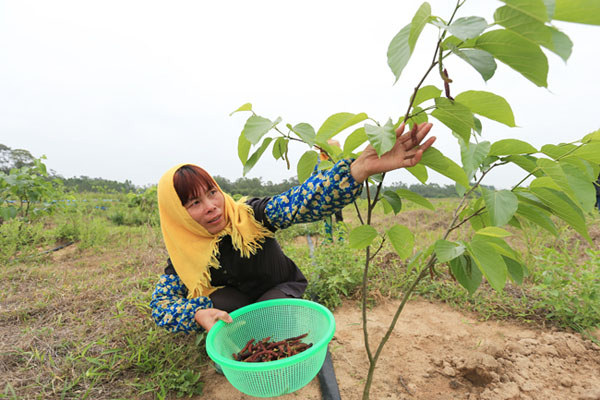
[
  {"left": 1, "top": 144, "right": 493, "bottom": 197},
  {"left": 60, "top": 176, "right": 138, "bottom": 193},
  {"left": 213, "top": 176, "right": 300, "bottom": 197}
]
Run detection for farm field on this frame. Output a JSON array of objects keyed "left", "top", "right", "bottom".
[{"left": 1, "top": 196, "right": 599, "bottom": 399}]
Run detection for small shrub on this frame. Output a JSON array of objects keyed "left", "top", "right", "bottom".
[{"left": 303, "top": 241, "right": 363, "bottom": 310}]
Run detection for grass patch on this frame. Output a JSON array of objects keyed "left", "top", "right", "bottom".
[{"left": 1, "top": 195, "right": 598, "bottom": 398}]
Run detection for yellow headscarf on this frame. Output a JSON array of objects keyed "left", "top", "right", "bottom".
[{"left": 157, "top": 163, "right": 273, "bottom": 299}]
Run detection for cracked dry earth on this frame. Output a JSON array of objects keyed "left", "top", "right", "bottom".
[{"left": 199, "top": 298, "right": 600, "bottom": 400}]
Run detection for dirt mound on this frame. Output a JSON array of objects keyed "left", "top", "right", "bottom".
[{"left": 201, "top": 298, "right": 600, "bottom": 400}]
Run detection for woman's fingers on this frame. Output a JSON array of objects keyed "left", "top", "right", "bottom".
[
  {"left": 195, "top": 308, "right": 233, "bottom": 331},
  {"left": 218, "top": 311, "right": 233, "bottom": 324},
  {"left": 419, "top": 136, "right": 437, "bottom": 152},
  {"left": 397, "top": 122, "right": 433, "bottom": 147}
]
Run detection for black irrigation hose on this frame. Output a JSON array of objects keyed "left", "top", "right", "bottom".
[
  {"left": 40, "top": 241, "right": 75, "bottom": 254},
  {"left": 307, "top": 233, "right": 342, "bottom": 400},
  {"left": 14, "top": 241, "right": 75, "bottom": 262}
]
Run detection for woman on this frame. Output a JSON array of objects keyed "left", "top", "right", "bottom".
[{"left": 150, "top": 122, "right": 435, "bottom": 333}]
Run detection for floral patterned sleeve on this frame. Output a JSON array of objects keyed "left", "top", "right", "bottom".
[
  {"left": 149, "top": 274, "right": 213, "bottom": 333},
  {"left": 265, "top": 158, "right": 363, "bottom": 229}
]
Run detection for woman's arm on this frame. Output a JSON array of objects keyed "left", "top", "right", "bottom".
[
  {"left": 264, "top": 122, "right": 435, "bottom": 229},
  {"left": 265, "top": 158, "right": 363, "bottom": 229},
  {"left": 150, "top": 274, "right": 212, "bottom": 333}
]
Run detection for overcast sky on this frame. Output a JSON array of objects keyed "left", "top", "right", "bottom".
[{"left": 1, "top": 1, "right": 599, "bottom": 189}]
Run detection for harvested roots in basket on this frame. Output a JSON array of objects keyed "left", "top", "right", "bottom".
[{"left": 232, "top": 333, "right": 313, "bottom": 362}]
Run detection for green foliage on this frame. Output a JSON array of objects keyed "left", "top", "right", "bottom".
[
  {"left": 302, "top": 241, "right": 364, "bottom": 310},
  {"left": 386, "top": 225, "right": 414, "bottom": 259},
  {"left": 123, "top": 327, "right": 205, "bottom": 399},
  {"left": 0, "top": 218, "right": 48, "bottom": 263},
  {"left": 530, "top": 247, "right": 600, "bottom": 332},
  {"left": 232, "top": 0, "right": 600, "bottom": 316},
  {"left": 364, "top": 119, "right": 396, "bottom": 156},
  {"left": 0, "top": 156, "right": 65, "bottom": 220}
]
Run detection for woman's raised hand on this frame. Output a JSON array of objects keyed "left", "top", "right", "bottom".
[
  {"left": 350, "top": 122, "right": 436, "bottom": 183},
  {"left": 195, "top": 307, "right": 233, "bottom": 332}
]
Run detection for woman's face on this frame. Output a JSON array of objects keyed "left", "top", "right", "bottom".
[{"left": 184, "top": 186, "right": 227, "bottom": 234}]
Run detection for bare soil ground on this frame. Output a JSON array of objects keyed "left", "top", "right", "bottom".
[{"left": 200, "top": 298, "right": 600, "bottom": 400}]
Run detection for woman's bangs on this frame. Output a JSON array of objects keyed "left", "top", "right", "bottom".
[{"left": 173, "top": 165, "right": 216, "bottom": 205}]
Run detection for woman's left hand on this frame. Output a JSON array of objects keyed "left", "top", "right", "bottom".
[
  {"left": 194, "top": 308, "right": 233, "bottom": 332},
  {"left": 350, "top": 122, "right": 436, "bottom": 183}
]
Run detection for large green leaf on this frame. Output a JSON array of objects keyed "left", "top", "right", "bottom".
[
  {"left": 495, "top": 5, "right": 572, "bottom": 60},
  {"left": 315, "top": 113, "right": 368, "bottom": 144},
  {"left": 515, "top": 202, "right": 558, "bottom": 235},
  {"left": 412, "top": 85, "right": 442, "bottom": 107},
  {"left": 582, "top": 128, "right": 600, "bottom": 143},
  {"left": 297, "top": 150, "right": 318, "bottom": 183},
  {"left": 435, "top": 239, "right": 466, "bottom": 263},
  {"left": 537, "top": 158, "right": 577, "bottom": 201},
  {"left": 454, "top": 91, "right": 516, "bottom": 127},
  {"left": 467, "top": 238, "right": 507, "bottom": 291},
  {"left": 499, "top": 0, "right": 549, "bottom": 22},
  {"left": 365, "top": 119, "right": 397, "bottom": 156},
  {"left": 543, "top": 0, "right": 556, "bottom": 19},
  {"left": 536, "top": 158, "right": 594, "bottom": 212},
  {"left": 477, "top": 235, "right": 521, "bottom": 261},
  {"left": 502, "top": 256, "right": 525, "bottom": 285},
  {"left": 505, "top": 155, "right": 543, "bottom": 176},
  {"left": 529, "top": 184, "right": 591, "bottom": 243},
  {"left": 243, "top": 138, "right": 273, "bottom": 176},
  {"left": 561, "top": 162, "right": 597, "bottom": 212},
  {"left": 290, "top": 123, "right": 316, "bottom": 147},
  {"left": 395, "top": 188, "right": 435, "bottom": 210},
  {"left": 475, "top": 29, "right": 548, "bottom": 87},
  {"left": 242, "top": 115, "right": 281, "bottom": 145},
  {"left": 482, "top": 187, "right": 518, "bottom": 226},
  {"left": 431, "top": 97, "right": 475, "bottom": 142},
  {"left": 571, "top": 142, "right": 600, "bottom": 163},
  {"left": 343, "top": 127, "right": 367, "bottom": 155},
  {"left": 460, "top": 140, "right": 491, "bottom": 181},
  {"left": 420, "top": 147, "right": 470, "bottom": 187},
  {"left": 561, "top": 157, "right": 599, "bottom": 182},
  {"left": 554, "top": 0, "right": 600, "bottom": 25},
  {"left": 380, "top": 198, "right": 394, "bottom": 215},
  {"left": 406, "top": 164, "right": 428, "bottom": 184},
  {"left": 349, "top": 225, "right": 378, "bottom": 250},
  {"left": 386, "top": 225, "right": 415, "bottom": 259},
  {"left": 475, "top": 226, "right": 513, "bottom": 238},
  {"left": 382, "top": 191, "right": 403, "bottom": 215},
  {"left": 238, "top": 133, "right": 251, "bottom": 164},
  {"left": 387, "top": 24, "right": 412, "bottom": 82},
  {"left": 540, "top": 143, "right": 577, "bottom": 159},
  {"left": 450, "top": 255, "right": 482, "bottom": 295},
  {"left": 489, "top": 139, "right": 538, "bottom": 155},
  {"left": 447, "top": 16, "right": 488, "bottom": 40},
  {"left": 449, "top": 47, "right": 497, "bottom": 81},
  {"left": 409, "top": 3, "right": 431, "bottom": 51},
  {"left": 547, "top": 28, "right": 573, "bottom": 61},
  {"left": 515, "top": 190, "right": 550, "bottom": 210}
]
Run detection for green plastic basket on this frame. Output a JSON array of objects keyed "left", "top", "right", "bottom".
[{"left": 205, "top": 298, "right": 335, "bottom": 398}]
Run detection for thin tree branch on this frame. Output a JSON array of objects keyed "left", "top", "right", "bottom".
[
  {"left": 353, "top": 198, "right": 365, "bottom": 225},
  {"left": 362, "top": 246, "right": 374, "bottom": 363},
  {"left": 368, "top": 237, "right": 387, "bottom": 262}
]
